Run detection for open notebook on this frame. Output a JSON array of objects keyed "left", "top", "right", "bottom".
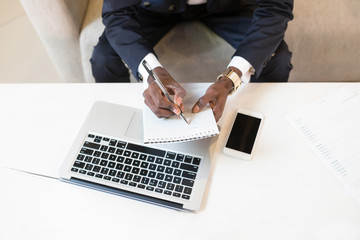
[{"left": 143, "top": 86, "right": 219, "bottom": 144}]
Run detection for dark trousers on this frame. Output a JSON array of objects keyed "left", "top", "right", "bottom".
[{"left": 91, "top": 4, "right": 292, "bottom": 83}]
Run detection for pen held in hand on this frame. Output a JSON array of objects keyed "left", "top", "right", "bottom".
[{"left": 142, "top": 60, "right": 189, "bottom": 125}]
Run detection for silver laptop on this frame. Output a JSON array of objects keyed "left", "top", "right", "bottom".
[{"left": 58, "top": 101, "right": 213, "bottom": 211}]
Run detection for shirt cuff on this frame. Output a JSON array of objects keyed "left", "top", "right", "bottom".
[
  {"left": 138, "top": 53, "right": 163, "bottom": 83},
  {"left": 227, "top": 56, "right": 255, "bottom": 83}
]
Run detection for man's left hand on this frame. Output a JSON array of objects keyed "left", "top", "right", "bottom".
[{"left": 191, "top": 77, "right": 233, "bottom": 122}]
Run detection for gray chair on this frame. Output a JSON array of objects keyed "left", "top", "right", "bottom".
[{"left": 20, "top": 0, "right": 360, "bottom": 83}]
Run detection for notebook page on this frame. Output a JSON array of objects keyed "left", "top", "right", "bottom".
[
  {"left": 143, "top": 87, "right": 219, "bottom": 144},
  {"left": 286, "top": 86, "right": 360, "bottom": 205}
]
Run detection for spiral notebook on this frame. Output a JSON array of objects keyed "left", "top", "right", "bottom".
[{"left": 143, "top": 86, "right": 219, "bottom": 144}]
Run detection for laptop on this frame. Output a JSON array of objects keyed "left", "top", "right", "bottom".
[{"left": 58, "top": 101, "right": 213, "bottom": 211}]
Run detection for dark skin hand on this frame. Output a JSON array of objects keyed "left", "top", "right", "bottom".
[
  {"left": 192, "top": 66, "right": 242, "bottom": 122},
  {"left": 143, "top": 66, "right": 242, "bottom": 122}
]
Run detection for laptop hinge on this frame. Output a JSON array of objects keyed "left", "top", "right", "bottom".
[{"left": 69, "top": 177, "right": 184, "bottom": 210}]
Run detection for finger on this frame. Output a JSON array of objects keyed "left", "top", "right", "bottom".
[
  {"left": 148, "top": 83, "right": 181, "bottom": 115},
  {"left": 143, "top": 90, "right": 175, "bottom": 118},
  {"left": 192, "top": 94, "right": 212, "bottom": 113}
]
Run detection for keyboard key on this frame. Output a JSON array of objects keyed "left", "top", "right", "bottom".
[
  {"left": 164, "top": 159, "right": 171, "bottom": 166},
  {"left": 116, "top": 172, "right": 125, "bottom": 178},
  {"left": 171, "top": 161, "right": 180, "bottom": 168},
  {"left": 165, "top": 175, "right": 173, "bottom": 182},
  {"left": 109, "top": 154, "right": 117, "bottom": 161},
  {"left": 148, "top": 171, "right": 156, "bottom": 178},
  {"left": 116, "top": 149, "right": 124, "bottom": 155},
  {"left": 131, "top": 167, "right": 140, "bottom": 174},
  {"left": 125, "top": 173, "right": 133, "bottom": 181},
  {"left": 115, "top": 163, "right": 124, "bottom": 171},
  {"left": 108, "top": 147, "right": 116, "bottom": 153},
  {"left": 93, "top": 166, "right": 101, "bottom": 172},
  {"left": 133, "top": 175, "right": 141, "bottom": 182},
  {"left": 176, "top": 154, "right": 184, "bottom": 161},
  {"left": 76, "top": 154, "right": 85, "bottom": 161},
  {"left": 73, "top": 161, "right": 85, "bottom": 169},
  {"left": 124, "top": 151, "right": 131, "bottom": 157},
  {"left": 129, "top": 182, "right": 137, "bottom": 187},
  {"left": 100, "top": 160, "right": 108, "bottom": 166},
  {"left": 182, "top": 195, "right": 190, "bottom": 200},
  {"left": 184, "top": 156, "right": 193, "bottom": 163},
  {"left": 139, "top": 154, "right": 147, "bottom": 160},
  {"left": 146, "top": 186, "right": 154, "bottom": 191},
  {"left": 81, "top": 148, "right": 94, "bottom": 155},
  {"left": 147, "top": 156, "right": 155, "bottom": 162},
  {"left": 131, "top": 152, "right": 139, "bottom": 159},
  {"left": 127, "top": 143, "right": 165, "bottom": 157},
  {"left": 173, "top": 193, "right": 181, "bottom": 198},
  {"left": 124, "top": 166, "right": 132, "bottom": 172},
  {"left": 165, "top": 167, "right": 173, "bottom": 174},
  {"left": 155, "top": 158, "right": 163, "bottom": 164},
  {"left": 166, "top": 183, "right": 175, "bottom": 190},
  {"left": 175, "top": 185, "right": 184, "bottom": 193},
  {"left": 117, "top": 156, "right": 124, "bottom": 163},
  {"left": 149, "top": 179, "right": 158, "bottom": 187},
  {"left": 117, "top": 141, "right": 126, "bottom": 148},
  {"left": 180, "top": 163, "right": 199, "bottom": 173},
  {"left": 156, "top": 173, "right": 164, "bottom": 180},
  {"left": 182, "top": 179, "right": 194, "bottom": 187},
  {"left": 157, "top": 165, "right": 165, "bottom": 172},
  {"left": 141, "top": 177, "right": 149, "bottom": 184},
  {"left": 137, "top": 184, "right": 145, "bottom": 189},
  {"left": 184, "top": 186, "right": 194, "bottom": 194},
  {"left": 87, "top": 172, "right": 95, "bottom": 177},
  {"left": 158, "top": 181, "right": 166, "bottom": 188},
  {"left": 85, "top": 164, "right": 93, "bottom": 171},
  {"left": 108, "top": 162, "right": 116, "bottom": 169},
  {"left": 120, "top": 180, "right": 128, "bottom": 185},
  {"left": 112, "top": 178, "right": 120, "bottom": 183},
  {"left": 140, "top": 169, "right": 148, "bottom": 176},
  {"left": 104, "top": 176, "right": 111, "bottom": 181},
  {"left": 84, "top": 156, "right": 92, "bottom": 163},
  {"left": 83, "top": 141, "right": 100, "bottom": 150},
  {"left": 109, "top": 139, "right": 117, "bottom": 146},
  {"left": 109, "top": 170, "right": 117, "bottom": 176},
  {"left": 88, "top": 134, "right": 95, "bottom": 138},
  {"left": 100, "top": 145, "right": 108, "bottom": 151},
  {"left": 140, "top": 162, "right": 149, "bottom": 168},
  {"left": 132, "top": 160, "right": 140, "bottom": 167},
  {"left": 193, "top": 157, "right": 201, "bottom": 165},
  {"left": 166, "top": 152, "right": 176, "bottom": 159},
  {"left": 101, "top": 152, "right": 109, "bottom": 159},
  {"left": 92, "top": 158, "right": 100, "bottom": 164},
  {"left": 95, "top": 174, "right": 103, "bottom": 179},
  {"left": 103, "top": 137, "right": 110, "bottom": 142},
  {"left": 182, "top": 171, "right": 197, "bottom": 180},
  {"left": 94, "top": 151, "right": 101, "bottom": 157},
  {"left": 79, "top": 170, "right": 87, "bottom": 174},
  {"left": 125, "top": 158, "right": 132, "bottom": 165},
  {"left": 71, "top": 168, "right": 78, "bottom": 172},
  {"left": 155, "top": 188, "right": 163, "bottom": 193},
  {"left": 101, "top": 168, "right": 109, "bottom": 175},
  {"left": 173, "top": 177, "right": 181, "bottom": 184},
  {"left": 174, "top": 169, "right": 182, "bottom": 176},
  {"left": 149, "top": 164, "right": 156, "bottom": 170},
  {"left": 164, "top": 190, "right": 172, "bottom": 195}
]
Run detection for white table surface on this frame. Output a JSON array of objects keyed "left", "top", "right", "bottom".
[{"left": 1, "top": 82, "right": 360, "bottom": 240}]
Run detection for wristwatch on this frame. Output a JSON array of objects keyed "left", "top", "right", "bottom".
[{"left": 217, "top": 68, "right": 242, "bottom": 95}]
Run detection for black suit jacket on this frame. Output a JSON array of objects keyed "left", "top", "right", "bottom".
[{"left": 102, "top": 0, "right": 294, "bottom": 79}]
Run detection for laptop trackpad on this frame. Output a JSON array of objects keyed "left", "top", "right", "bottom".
[{"left": 124, "top": 110, "right": 143, "bottom": 141}]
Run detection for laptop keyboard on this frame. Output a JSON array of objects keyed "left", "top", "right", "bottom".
[{"left": 70, "top": 133, "right": 202, "bottom": 200}]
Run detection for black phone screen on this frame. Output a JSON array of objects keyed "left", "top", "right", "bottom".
[{"left": 225, "top": 113, "right": 262, "bottom": 154}]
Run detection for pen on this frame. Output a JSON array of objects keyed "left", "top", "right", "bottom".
[{"left": 142, "top": 60, "right": 189, "bottom": 125}]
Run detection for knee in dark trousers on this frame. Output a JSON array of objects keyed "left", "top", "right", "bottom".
[
  {"left": 90, "top": 32, "right": 130, "bottom": 83},
  {"left": 251, "top": 40, "right": 293, "bottom": 82}
]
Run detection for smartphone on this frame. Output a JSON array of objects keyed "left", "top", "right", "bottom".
[{"left": 223, "top": 109, "right": 264, "bottom": 160}]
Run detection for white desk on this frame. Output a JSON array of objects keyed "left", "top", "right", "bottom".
[{"left": 1, "top": 83, "right": 360, "bottom": 240}]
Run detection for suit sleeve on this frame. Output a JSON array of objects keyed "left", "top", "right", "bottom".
[
  {"left": 234, "top": 0, "right": 294, "bottom": 78},
  {"left": 102, "top": 0, "right": 155, "bottom": 80}
]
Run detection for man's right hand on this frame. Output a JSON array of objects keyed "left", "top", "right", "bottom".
[{"left": 142, "top": 67, "right": 186, "bottom": 118}]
